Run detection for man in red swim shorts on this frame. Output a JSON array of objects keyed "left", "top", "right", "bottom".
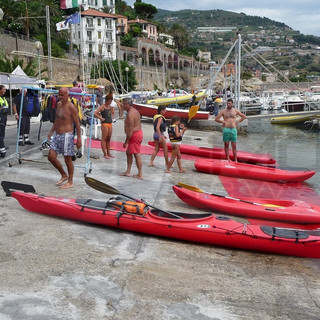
[{"left": 119, "top": 98, "right": 143, "bottom": 179}]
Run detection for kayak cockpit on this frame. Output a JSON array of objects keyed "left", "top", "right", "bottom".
[{"left": 149, "top": 209, "right": 213, "bottom": 220}]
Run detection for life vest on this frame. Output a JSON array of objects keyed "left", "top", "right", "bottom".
[
  {"left": 0, "top": 96, "right": 9, "bottom": 114},
  {"left": 41, "top": 95, "right": 57, "bottom": 122},
  {"left": 110, "top": 199, "right": 148, "bottom": 216},
  {"left": 153, "top": 114, "right": 167, "bottom": 133},
  {"left": 168, "top": 124, "right": 182, "bottom": 142},
  {"left": 69, "top": 97, "right": 83, "bottom": 121}
]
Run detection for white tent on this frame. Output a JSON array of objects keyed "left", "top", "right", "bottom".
[
  {"left": 0, "top": 66, "right": 39, "bottom": 89},
  {"left": 0, "top": 66, "right": 40, "bottom": 111}
]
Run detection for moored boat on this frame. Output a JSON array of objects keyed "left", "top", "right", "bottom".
[
  {"left": 148, "top": 141, "right": 276, "bottom": 164},
  {"left": 146, "top": 91, "right": 205, "bottom": 106},
  {"left": 271, "top": 114, "right": 320, "bottom": 124},
  {"left": 172, "top": 184, "right": 320, "bottom": 225},
  {"left": 3, "top": 181, "right": 320, "bottom": 259},
  {"left": 133, "top": 103, "right": 210, "bottom": 120},
  {"left": 194, "top": 159, "right": 316, "bottom": 182}
]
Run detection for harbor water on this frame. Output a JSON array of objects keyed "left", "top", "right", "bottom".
[{"left": 232, "top": 117, "right": 320, "bottom": 204}]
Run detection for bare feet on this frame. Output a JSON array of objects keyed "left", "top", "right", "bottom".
[
  {"left": 56, "top": 176, "right": 68, "bottom": 186},
  {"left": 133, "top": 174, "right": 143, "bottom": 180},
  {"left": 165, "top": 169, "right": 172, "bottom": 173},
  {"left": 59, "top": 182, "right": 73, "bottom": 189},
  {"left": 108, "top": 155, "right": 115, "bottom": 158},
  {"left": 119, "top": 172, "right": 130, "bottom": 177},
  {"left": 148, "top": 163, "right": 156, "bottom": 167},
  {"left": 179, "top": 169, "right": 187, "bottom": 173},
  {"left": 104, "top": 155, "right": 110, "bottom": 159}
]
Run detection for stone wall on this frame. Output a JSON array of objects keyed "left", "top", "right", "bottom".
[
  {"left": 0, "top": 32, "right": 201, "bottom": 89},
  {"left": 0, "top": 32, "right": 43, "bottom": 55}
]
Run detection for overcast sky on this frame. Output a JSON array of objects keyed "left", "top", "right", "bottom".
[{"left": 126, "top": 0, "right": 320, "bottom": 37}]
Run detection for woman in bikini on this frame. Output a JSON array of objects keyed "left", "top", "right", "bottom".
[{"left": 94, "top": 93, "right": 115, "bottom": 159}]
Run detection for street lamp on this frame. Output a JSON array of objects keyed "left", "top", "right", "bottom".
[
  {"left": 125, "top": 67, "right": 129, "bottom": 92},
  {"left": 34, "top": 41, "right": 42, "bottom": 80}
]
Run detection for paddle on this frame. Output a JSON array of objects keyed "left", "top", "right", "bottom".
[
  {"left": 85, "top": 177, "right": 183, "bottom": 219},
  {"left": 188, "top": 105, "right": 199, "bottom": 123},
  {"left": 1, "top": 180, "right": 36, "bottom": 196},
  {"left": 177, "top": 182, "right": 283, "bottom": 208}
]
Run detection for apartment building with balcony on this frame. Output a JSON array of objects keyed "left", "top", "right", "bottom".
[
  {"left": 79, "top": 0, "right": 115, "bottom": 12},
  {"left": 114, "top": 14, "right": 128, "bottom": 35},
  {"left": 71, "top": 9, "right": 117, "bottom": 59}
]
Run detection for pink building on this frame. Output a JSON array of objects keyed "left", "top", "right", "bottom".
[
  {"left": 127, "top": 18, "right": 158, "bottom": 42},
  {"left": 115, "top": 14, "right": 128, "bottom": 35}
]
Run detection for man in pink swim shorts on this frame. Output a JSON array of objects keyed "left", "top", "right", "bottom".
[{"left": 119, "top": 98, "right": 143, "bottom": 179}]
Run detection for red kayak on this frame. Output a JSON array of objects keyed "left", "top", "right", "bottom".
[
  {"left": 3, "top": 180, "right": 320, "bottom": 259},
  {"left": 195, "top": 159, "right": 316, "bottom": 182},
  {"left": 172, "top": 184, "right": 320, "bottom": 225},
  {"left": 148, "top": 141, "right": 276, "bottom": 164}
]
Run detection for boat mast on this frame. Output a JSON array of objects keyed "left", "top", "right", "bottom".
[{"left": 234, "top": 33, "right": 241, "bottom": 110}]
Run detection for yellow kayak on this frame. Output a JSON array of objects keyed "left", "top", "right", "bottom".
[
  {"left": 271, "top": 114, "right": 320, "bottom": 124},
  {"left": 147, "top": 91, "right": 206, "bottom": 106}
]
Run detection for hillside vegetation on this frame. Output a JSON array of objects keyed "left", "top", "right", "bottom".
[{"left": 154, "top": 8, "right": 320, "bottom": 78}]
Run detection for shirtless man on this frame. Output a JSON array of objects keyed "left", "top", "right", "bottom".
[
  {"left": 119, "top": 98, "right": 143, "bottom": 179},
  {"left": 48, "top": 87, "right": 82, "bottom": 189},
  {"left": 215, "top": 98, "right": 246, "bottom": 162}
]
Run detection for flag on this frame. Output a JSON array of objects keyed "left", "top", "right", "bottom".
[
  {"left": 60, "top": 0, "right": 78, "bottom": 9},
  {"left": 65, "top": 12, "right": 81, "bottom": 25},
  {"left": 56, "top": 20, "right": 69, "bottom": 31}
]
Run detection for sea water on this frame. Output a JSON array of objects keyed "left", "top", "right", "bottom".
[{"left": 232, "top": 117, "right": 320, "bottom": 202}]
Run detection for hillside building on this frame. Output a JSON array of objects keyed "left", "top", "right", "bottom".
[
  {"left": 127, "top": 19, "right": 158, "bottom": 42},
  {"left": 71, "top": 9, "right": 117, "bottom": 59},
  {"left": 80, "top": 0, "right": 115, "bottom": 12}
]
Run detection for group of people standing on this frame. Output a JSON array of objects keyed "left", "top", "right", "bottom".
[
  {"left": 44, "top": 90, "right": 247, "bottom": 188},
  {"left": 1, "top": 82, "right": 246, "bottom": 189}
]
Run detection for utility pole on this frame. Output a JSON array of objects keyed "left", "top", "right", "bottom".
[{"left": 46, "top": 6, "right": 52, "bottom": 80}]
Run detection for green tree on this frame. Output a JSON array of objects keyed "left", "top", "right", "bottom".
[
  {"left": 134, "top": 0, "right": 157, "bottom": 19},
  {"left": 128, "top": 23, "right": 142, "bottom": 38},
  {"left": 169, "top": 23, "right": 189, "bottom": 50},
  {"left": 0, "top": 51, "right": 37, "bottom": 76},
  {"left": 121, "top": 33, "right": 137, "bottom": 47}
]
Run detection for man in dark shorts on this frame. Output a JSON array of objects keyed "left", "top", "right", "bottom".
[
  {"left": 215, "top": 98, "right": 246, "bottom": 162},
  {"left": 12, "top": 89, "right": 34, "bottom": 146},
  {"left": 119, "top": 98, "right": 143, "bottom": 179},
  {"left": 47, "top": 87, "right": 82, "bottom": 189}
]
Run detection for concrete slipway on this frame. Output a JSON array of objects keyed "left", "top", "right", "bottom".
[{"left": 0, "top": 117, "right": 319, "bottom": 320}]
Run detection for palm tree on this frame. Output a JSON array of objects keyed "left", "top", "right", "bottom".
[{"left": 0, "top": 51, "right": 37, "bottom": 76}]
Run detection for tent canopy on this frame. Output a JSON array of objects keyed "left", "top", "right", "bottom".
[{"left": 0, "top": 66, "right": 39, "bottom": 89}]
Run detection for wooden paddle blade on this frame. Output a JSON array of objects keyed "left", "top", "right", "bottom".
[
  {"left": 188, "top": 105, "right": 199, "bottom": 122},
  {"left": 177, "top": 182, "right": 204, "bottom": 193},
  {"left": 85, "top": 177, "right": 120, "bottom": 195}
]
